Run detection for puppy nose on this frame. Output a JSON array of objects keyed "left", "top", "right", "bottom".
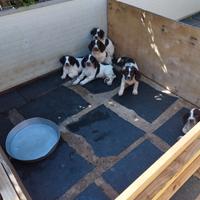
[
  {"left": 93, "top": 47, "right": 98, "bottom": 51},
  {"left": 65, "top": 63, "right": 69, "bottom": 66},
  {"left": 86, "top": 62, "right": 91, "bottom": 66},
  {"left": 189, "top": 119, "right": 195, "bottom": 123},
  {"left": 94, "top": 36, "right": 98, "bottom": 39}
]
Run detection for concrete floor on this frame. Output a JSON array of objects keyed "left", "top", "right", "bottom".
[{"left": 0, "top": 70, "right": 199, "bottom": 200}]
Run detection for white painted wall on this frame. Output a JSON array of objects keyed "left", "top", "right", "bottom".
[
  {"left": 0, "top": 0, "right": 107, "bottom": 92},
  {"left": 119, "top": 0, "right": 200, "bottom": 20}
]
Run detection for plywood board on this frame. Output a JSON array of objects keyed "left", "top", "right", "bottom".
[{"left": 108, "top": 0, "right": 200, "bottom": 107}]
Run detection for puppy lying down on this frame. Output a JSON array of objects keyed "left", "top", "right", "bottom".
[
  {"left": 59, "top": 55, "right": 83, "bottom": 79},
  {"left": 73, "top": 54, "right": 116, "bottom": 86}
]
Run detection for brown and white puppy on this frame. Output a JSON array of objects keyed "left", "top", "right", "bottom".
[
  {"left": 73, "top": 54, "right": 116, "bottom": 86},
  {"left": 90, "top": 28, "right": 115, "bottom": 59},
  {"left": 88, "top": 39, "right": 112, "bottom": 64},
  {"left": 115, "top": 57, "right": 141, "bottom": 96},
  {"left": 182, "top": 108, "right": 200, "bottom": 134},
  {"left": 59, "top": 55, "right": 83, "bottom": 79}
]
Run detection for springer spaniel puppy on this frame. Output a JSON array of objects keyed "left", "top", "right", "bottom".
[
  {"left": 73, "top": 54, "right": 116, "bottom": 86},
  {"left": 59, "top": 55, "right": 83, "bottom": 79},
  {"left": 90, "top": 28, "right": 115, "bottom": 59},
  {"left": 88, "top": 39, "right": 112, "bottom": 64},
  {"left": 182, "top": 108, "right": 200, "bottom": 134},
  {"left": 115, "top": 57, "right": 141, "bottom": 96}
]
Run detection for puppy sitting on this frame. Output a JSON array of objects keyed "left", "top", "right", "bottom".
[
  {"left": 59, "top": 55, "right": 83, "bottom": 79},
  {"left": 182, "top": 108, "right": 200, "bottom": 134},
  {"left": 88, "top": 39, "right": 112, "bottom": 64},
  {"left": 90, "top": 27, "right": 115, "bottom": 59},
  {"left": 73, "top": 54, "right": 116, "bottom": 86},
  {"left": 116, "top": 57, "right": 141, "bottom": 96}
]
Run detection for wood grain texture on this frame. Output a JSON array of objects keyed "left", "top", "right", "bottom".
[
  {"left": 108, "top": 0, "right": 200, "bottom": 106},
  {"left": 0, "top": 147, "right": 31, "bottom": 200}
]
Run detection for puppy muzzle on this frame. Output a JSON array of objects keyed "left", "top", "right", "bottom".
[{"left": 86, "top": 62, "right": 91, "bottom": 67}]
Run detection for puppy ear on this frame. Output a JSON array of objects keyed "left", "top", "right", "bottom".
[
  {"left": 98, "top": 41, "right": 106, "bottom": 52},
  {"left": 99, "top": 29, "right": 105, "bottom": 39},
  {"left": 134, "top": 69, "right": 141, "bottom": 81},
  {"left": 195, "top": 109, "right": 200, "bottom": 122},
  {"left": 105, "top": 38, "right": 109, "bottom": 47},
  {"left": 88, "top": 41, "right": 93, "bottom": 51},
  {"left": 70, "top": 56, "right": 79, "bottom": 67},
  {"left": 59, "top": 56, "right": 66, "bottom": 65},
  {"left": 90, "top": 28, "right": 97, "bottom": 36},
  {"left": 93, "top": 57, "right": 100, "bottom": 69},
  {"left": 182, "top": 113, "right": 189, "bottom": 124},
  {"left": 81, "top": 56, "right": 87, "bottom": 68}
]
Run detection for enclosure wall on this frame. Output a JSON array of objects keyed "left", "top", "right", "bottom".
[
  {"left": 108, "top": 0, "right": 200, "bottom": 107},
  {"left": 0, "top": 0, "right": 107, "bottom": 92}
]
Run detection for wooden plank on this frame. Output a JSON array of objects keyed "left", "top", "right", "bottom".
[
  {"left": 115, "top": 122, "right": 200, "bottom": 200},
  {"left": 134, "top": 138, "right": 200, "bottom": 200},
  {"left": 108, "top": 0, "right": 200, "bottom": 107},
  {"left": 0, "top": 163, "right": 20, "bottom": 200},
  {"left": 154, "top": 151, "right": 200, "bottom": 200},
  {"left": 0, "top": 147, "right": 31, "bottom": 200}
]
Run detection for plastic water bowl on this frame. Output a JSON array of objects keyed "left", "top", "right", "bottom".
[{"left": 6, "top": 118, "right": 60, "bottom": 162}]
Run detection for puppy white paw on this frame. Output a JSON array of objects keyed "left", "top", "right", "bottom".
[
  {"left": 61, "top": 75, "right": 66, "bottom": 80},
  {"left": 132, "top": 90, "right": 138, "bottom": 95},
  {"left": 118, "top": 91, "right": 124, "bottom": 96},
  {"left": 80, "top": 81, "right": 86, "bottom": 85},
  {"left": 72, "top": 80, "right": 79, "bottom": 85}
]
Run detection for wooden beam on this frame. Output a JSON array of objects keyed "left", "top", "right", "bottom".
[
  {"left": 0, "top": 163, "right": 20, "bottom": 200},
  {"left": 0, "top": 147, "right": 31, "bottom": 200},
  {"left": 115, "top": 122, "right": 200, "bottom": 200},
  {"left": 153, "top": 151, "right": 200, "bottom": 200}
]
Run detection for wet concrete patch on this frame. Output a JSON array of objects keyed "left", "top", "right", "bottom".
[
  {"left": 0, "top": 91, "right": 26, "bottom": 113},
  {"left": 103, "top": 141, "right": 163, "bottom": 193},
  {"left": 12, "top": 140, "right": 94, "bottom": 200},
  {"left": 67, "top": 105, "right": 145, "bottom": 157},
  {"left": 113, "top": 82, "right": 177, "bottom": 123},
  {"left": 82, "top": 71, "right": 121, "bottom": 94},
  {"left": 154, "top": 108, "right": 189, "bottom": 146},
  {"left": 18, "top": 86, "right": 89, "bottom": 123},
  {"left": 172, "top": 176, "right": 200, "bottom": 200},
  {"left": 0, "top": 114, "right": 13, "bottom": 149},
  {"left": 18, "top": 70, "right": 67, "bottom": 101},
  {"left": 75, "top": 184, "right": 109, "bottom": 200}
]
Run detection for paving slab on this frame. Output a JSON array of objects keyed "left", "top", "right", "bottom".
[
  {"left": 67, "top": 105, "right": 145, "bottom": 157},
  {"left": 103, "top": 140, "right": 163, "bottom": 193},
  {"left": 113, "top": 82, "right": 177, "bottom": 123},
  {"left": 18, "top": 86, "right": 89, "bottom": 123},
  {"left": 154, "top": 108, "right": 189, "bottom": 146},
  {"left": 18, "top": 70, "right": 67, "bottom": 101},
  {"left": 75, "top": 184, "right": 110, "bottom": 200},
  {"left": 12, "top": 140, "right": 94, "bottom": 200},
  {"left": 0, "top": 91, "right": 26, "bottom": 113}
]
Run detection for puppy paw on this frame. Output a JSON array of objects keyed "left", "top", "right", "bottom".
[
  {"left": 80, "top": 81, "right": 86, "bottom": 85},
  {"left": 132, "top": 90, "right": 138, "bottom": 95},
  {"left": 61, "top": 75, "right": 66, "bottom": 80},
  {"left": 72, "top": 80, "right": 79, "bottom": 85},
  {"left": 118, "top": 91, "right": 124, "bottom": 96}
]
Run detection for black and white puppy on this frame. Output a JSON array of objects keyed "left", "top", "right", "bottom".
[
  {"left": 88, "top": 39, "right": 112, "bottom": 64},
  {"left": 90, "top": 28, "right": 115, "bottom": 59},
  {"left": 182, "top": 108, "right": 200, "bottom": 134},
  {"left": 73, "top": 54, "right": 116, "bottom": 86},
  {"left": 59, "top": 55, "right": 83, "bottom": 79},
  {"left": 115, "top": 57, "right": 141, "bottom": 96}
]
